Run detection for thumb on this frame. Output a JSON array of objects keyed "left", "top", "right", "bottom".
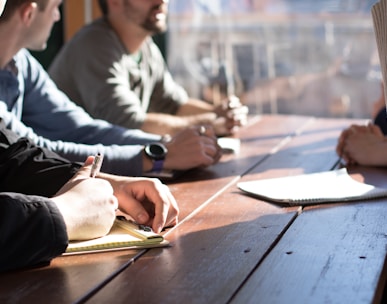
[
  {"left": 54, "top": 156, "right": 95, "bottom": 196},
  {"left": 73, "top": 156, "right": 95, "bottom": 179}
]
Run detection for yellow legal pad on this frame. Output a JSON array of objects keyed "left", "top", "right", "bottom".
[{"left": 64, "top": 216, "right": 169, "bottom": 255}]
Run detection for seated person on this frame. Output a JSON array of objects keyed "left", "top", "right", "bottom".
[
  {"left": 49, "top": 0, "right": 248, "bottom": 137},
  {"left": 0, "top": 0, "right": 175, "bottom": 273},
  {"left": 0, "top": 0, "right": 222, "bottom": 178},
  {"left": 0, "top": 118, "right": 178, "bottom": 272}
]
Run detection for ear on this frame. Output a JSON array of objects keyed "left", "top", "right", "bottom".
[{"left": 19, "top": 2, "right": 38, "bottom": 26}]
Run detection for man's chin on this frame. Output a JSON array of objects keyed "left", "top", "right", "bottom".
[{"left": 27, "top": 43, "right": 48, "bottom": 52}]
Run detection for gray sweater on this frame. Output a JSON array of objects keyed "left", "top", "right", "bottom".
[{"left": 49, "top": 18, "right": 188, "bottom": 130}]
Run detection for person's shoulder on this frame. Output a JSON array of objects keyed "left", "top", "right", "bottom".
[
  {"left": 15, "top": 48, "right": 32, "bottom": 60},
  {"left": 14, "top": 48, "right": 41, "bottom": 69},
  {"left": 70, "top": 18, "right": 117, "bottom": 46},
  {"left": 80, "top": 18, "right": 111, "bottom": 35}
]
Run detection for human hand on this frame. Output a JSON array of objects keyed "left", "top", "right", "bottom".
[
  {"left": 214, "top": 95, "right": 248, "bottom": 136},
  {"left": 102, "top": 175, "right": 179, "bottom": 233},
  {"left": 336, "top": 123, "right": 387, "bottom": 166},
  {"left": 163, "top": 125, "right": 222, "bottom": 170},
  {"left": 52, "top": 156, "right": 118, "bottom": 241},
  {"left": 336, "top": 124, "right": 371, "bottom": 161}
]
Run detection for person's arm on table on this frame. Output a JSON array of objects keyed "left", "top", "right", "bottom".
[
  {"left": 0, "top": 156, "right": 179, "bottom": 272},
  {"left": 140, "top": 96, "right": 249, "bottom": 137},
  {"left": 0, "top": 124, "right": 179, "bottom": 271},
  {"left": 144, "top": 125, "right": 222, "bottom": 173},
  {"left": 336, "top": 123, "right": 387, "bottom": 166}
]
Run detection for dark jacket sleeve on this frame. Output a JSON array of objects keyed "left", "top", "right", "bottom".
[
  {"left": 0, "top": 120, "right": 81, "bottom": 196},
  {"left": 0, "top": 120, "right": 80, "bottom": 271},
  {"left": 0, "top": 193, "right": 68, "bottom": 272},
  {"left": 374, "top": 106, "right": 387, "bottom": 135}
]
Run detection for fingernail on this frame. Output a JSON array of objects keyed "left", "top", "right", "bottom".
[{"left": 156, "top": 224, "right": 163, "bottom": 233}]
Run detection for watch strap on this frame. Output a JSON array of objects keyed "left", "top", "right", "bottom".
[{"left": 151, "top": 159, "right": 164, "bottom": 172}]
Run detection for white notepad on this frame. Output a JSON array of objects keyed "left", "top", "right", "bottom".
[{"left": 237, "top": 168, "right": 387, "bottom": 206}]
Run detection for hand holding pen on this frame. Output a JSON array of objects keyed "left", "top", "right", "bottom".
[{"left": 53, "top": 154, "right": 118, "bottom": 240}]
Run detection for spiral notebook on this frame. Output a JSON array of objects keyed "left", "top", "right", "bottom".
[
  {"left": 237, "top": 168, "right": 387, "bottom": 206},
  {"left": 64, "top": 216, "right": 169, "bottom": 255}
]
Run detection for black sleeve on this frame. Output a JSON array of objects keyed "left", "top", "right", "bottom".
[
  {"left": 0, "top": 193, "right": 68, "bottom": 272},
  {"left": 374, "top": 106, "right": 387, "bottom": 135},
  {"left": 0, "top": 120, "right": 81, "bottom": 196},
  {"left": 0, "top": 120, "right": 77, "bottom": 271}
]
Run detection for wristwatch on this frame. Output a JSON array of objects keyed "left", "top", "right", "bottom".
[{"left": 144, "top": 142, "right": 168, "bottom": 172}]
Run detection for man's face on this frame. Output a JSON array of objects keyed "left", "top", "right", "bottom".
[
  {"left": 122, "top": 0, "right": 169, "bottom": 34},
  {"left": 0, "top": 0, "right": 6, "bottom": 16},
  {"left": 25, "top": 0, "right": 62, "bottom": 51}
]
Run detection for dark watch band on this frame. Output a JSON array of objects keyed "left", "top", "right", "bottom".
[{"left": 151, "top": 159, "right": 164, "bottom": 172}]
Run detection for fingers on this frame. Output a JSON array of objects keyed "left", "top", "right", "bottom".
[
  {"left": 54, "top": 156, "right": 96, "bottom": 196},
  {"left": 199, "top": 130, "right": 223, "bottom": 164},
  {"left": 195, "top": 125, "right": 222, "bottom": 164},
  {"left": 337, "top": 123, "right": 377, "bottom": 158},
  {"left": 72, "top": 155, "right": 95, "bottom": 179},
  {"left": 117, "top": 179, "right": 179, "bottom": 233},
  {"left": 215, "top": 96, "right": 248, "bottom": 135},
  {"left": 368, "top": 123, "right": 384, "bottom": 136},
  {"left": 152, "top": 184, "right": 179, "bottom": 233},
  {"left": 197, "top": 124, "right": 215, "bottom": 138},
  {"left": 336, "top": 127, "right": 356, "bottom": 163},
  {"left": 111, "top": 195, "right": 119, "bottom": 211},
  {"left": 336, "top": 123, "right": 382, "bottom": 166},
  {"left": 224, "top": 96, "right": 248, "bottom": 126},
  {"left": 225, "top": 108, "right": 248, "bottom": 130},
  {"left": 224, "top": 95, "right": 242, "bottom": 109}
]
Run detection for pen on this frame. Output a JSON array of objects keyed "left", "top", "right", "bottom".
[{"left": 90, "top": 153, "right": 104, "bottom": 178}]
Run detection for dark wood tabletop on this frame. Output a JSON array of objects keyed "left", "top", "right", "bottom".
[{"left": 1, "top": 114, "right": 386, "bottom": 304}]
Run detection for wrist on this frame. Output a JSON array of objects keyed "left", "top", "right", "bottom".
[{"left": 144, "top": 142, "right": 168, "bottom": 172}]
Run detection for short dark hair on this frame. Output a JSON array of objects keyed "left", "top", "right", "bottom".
[
  {"left": 0, "top": 0, "right": 49, "bottom": 21},
  {"left": 98, "top": 0, "right": 108, "bottom": 16}
]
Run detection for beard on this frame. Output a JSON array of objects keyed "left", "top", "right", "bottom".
[
  {"left": 142, "top": 17, "right": 167, "bottom": 34},
  {"left": 123, "top": 0, "right": 168, "bottom": 35},
  {"left": 141, "top": 7, "right": 168, "bottom": 34}
]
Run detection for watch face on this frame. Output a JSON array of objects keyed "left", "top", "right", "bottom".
[{"left": 145, "top": 143, "right": 167, "bottom": 160}]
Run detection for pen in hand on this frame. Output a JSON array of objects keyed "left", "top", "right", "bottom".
[{"left": 90, "top": 153, "right": 104, "bottom": 178}]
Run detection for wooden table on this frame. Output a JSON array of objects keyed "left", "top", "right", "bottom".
[{"left": 1, "top": 114, "right": 386, "bottom": 304}]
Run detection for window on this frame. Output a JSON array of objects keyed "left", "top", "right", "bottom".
[{"left": 167, "top": 0, "right": 380, "bottom": 118}]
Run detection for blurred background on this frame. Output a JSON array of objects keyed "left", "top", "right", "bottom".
[
  {"left": 167, "top": 0, "right": 381, "bottom": 119},
  {"left": 37, "top": 0, "right": 382, "bottom": 119}
]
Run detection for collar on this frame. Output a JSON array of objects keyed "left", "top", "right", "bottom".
[{"left": 4, "top": 58, "right": 18, "bottom": 76}]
